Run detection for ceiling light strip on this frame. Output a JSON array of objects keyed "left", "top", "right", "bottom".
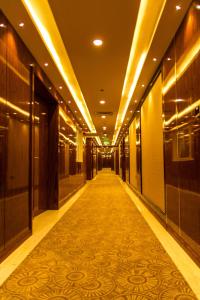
[
  {"left": 21, "top": 0, "right": 100, "bottom": 143},
  {"left": 112, "top": 0, "right": 167, "bottom": 145}
]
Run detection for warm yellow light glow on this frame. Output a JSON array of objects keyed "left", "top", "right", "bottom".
[
  {"left": 0, "top": 54, "right": 29, "bottom": 85},
  {"left": 164, "top": 99, "right": 200, "bottom": 127},
  {"left": 176, "top": 5, "right": 181, "bottom": 11},
  {"left": 162, "top": 35, "right": 200, "bottom": 96},
  {"left": 0, "top": 96, "right": 41, "bottom": 121},
  {"left": 0, "top": 97, "right": 29, "bottom": 117},
  {"left": 19, "top": 22, "right": 25, "bottom": 27},
  {"left": 99, "top": 100, "right": 106, "bottom": 104},
  {"left": 21, "top": 0, "right": 98, "bottom": 140},
  {"left": 59, "top": 107, "right": 76, "bottom": 132},
  {"left": 93, "top": 39, "right": 103, "bottom": 47},
  {"left": 59, "top": 132, "right": 76, "bottom": 146},
  {"left": 112, "top": 0, "right": 167, "bottom": 145}
]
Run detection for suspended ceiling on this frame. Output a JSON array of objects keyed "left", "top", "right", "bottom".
[{"left": 0, "top": 0, "right": 192, "bottom": 145}]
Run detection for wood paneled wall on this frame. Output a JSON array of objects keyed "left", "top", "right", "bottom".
[
  {"left": 127, "top": 0, "right": 200, "bottom": 263},
  {"left": 0, "top": 10, "right": 86, "bottom": 260},
  {"left": 163, "top": 0, "right": 200, "bottom": 259}
]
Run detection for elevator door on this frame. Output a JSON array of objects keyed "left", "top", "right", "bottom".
[{"left": 33, "top": 98, "right": 49, "bottom": 216}]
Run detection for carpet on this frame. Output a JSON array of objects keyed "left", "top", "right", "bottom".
[{"left": 0, "top": 171, "right": 197, "bottom": 299}]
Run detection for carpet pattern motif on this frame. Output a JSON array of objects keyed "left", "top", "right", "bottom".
[{"left": 0, "top": 171, "right": 197, "bottom": 299}]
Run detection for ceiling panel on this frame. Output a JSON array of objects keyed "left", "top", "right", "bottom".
[{"left": 49, "top": 0, "right": 140, "bottom": 143}]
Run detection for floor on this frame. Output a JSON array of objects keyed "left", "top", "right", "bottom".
[{"left": 0, "top": 170, "right": 200, "bottom": 299}]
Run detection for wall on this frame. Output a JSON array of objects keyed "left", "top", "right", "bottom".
[
  {"left": 58, "top": 110, "right": 85, "bottom": 206},
  {"left": 141, "top": 74, "right": 165, "bottom": 212},
  {"left": 0, "top": 12, "right": 32, "bottom": 255},
  {"left": 163, "top": 0, "right": 200, "bottom": 256},
  {"left": 127, "top": 0, "right": 200, "bottom": 262},
  {"left": 0, "top": 10, "right": 86, "bottom": 260}
]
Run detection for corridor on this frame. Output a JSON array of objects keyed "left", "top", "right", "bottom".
[{"left": 0, "top": 170, "right": 197, "bottom": 299}]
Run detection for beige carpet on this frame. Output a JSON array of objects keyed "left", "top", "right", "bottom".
[{"left": 0, "top": 171, "right": 197, "bottom": 299}]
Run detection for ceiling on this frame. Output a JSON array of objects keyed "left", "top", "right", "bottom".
[
  {"left": 48, "top": 0, "right": 140, "bottom": 144},
  {"left": 0, "top": 0, "right": 192, "bottom": 146}
]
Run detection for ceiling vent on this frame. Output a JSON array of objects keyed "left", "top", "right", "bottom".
[{"left": 95, "top": 111, "right": 113, "bottom": 116}]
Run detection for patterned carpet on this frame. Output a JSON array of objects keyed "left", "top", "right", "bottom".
[{"left": 0, "top": 171, "right": 197, "bottom": 299}]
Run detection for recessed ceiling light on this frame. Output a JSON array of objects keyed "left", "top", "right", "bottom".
[
  {"left": 142, "top": 84, "right": 145, "bottom": 87},
  {"left": 59, "top": 86, "right": 63, "bottom": 90},
  {"left": 153, "top": 58, "right": 157, "bottom": 62},
  {"left": 44, "top": 62, "right": 48, "bottom": 67},
  {"left": 41, "top": 112, "right": 47, "bottom": 115},
  {"left": 68, "top": 100, "right": 71, "bottom": 104},
  {"left": 101, "top": 115, "right": 106, "bottom": 119},
  {"left": 93, "top": 39, "right": 103, "bottom": 47},
  {"left": 0, "top": 23, "right": 6, "bottom": 28},
  {"left": 196, "top": 4, "right": 200, "bottom": 9},
  {"left": 60, "top": 100, "right": 63, "bottom": 104},
  {"left": 99, "top": 100, "right": 106, "bottom": 104},
  {"left": 176, "top": 5, "right": 181, "bottom": 10},
  {"left": 167, "top": 57, "right": 172, "bottom": 61},
  {"left": 103, "top": 126, "right": 107, "bottom": 130},
  {"left": 19, "top": 22, "right": 24, "bottom": 27}
]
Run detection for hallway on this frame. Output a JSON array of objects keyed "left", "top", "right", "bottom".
[{"left": 0, "top": 170, "right": 197, "bottom": 299}]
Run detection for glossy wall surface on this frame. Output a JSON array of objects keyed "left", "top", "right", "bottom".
[
  {"left": 125, "top": 135, "right": 130, "bottom": 183},
  {"left": 141, "top": 74, "right": 165, "bottom": 212},
  {"left": 0, "top": 10, "right": 87, "bottom": 259},
  {"left": 163, "top": 0, "right": 200, "bottom": 257},
  {"left": 58, "top": 110, "right": 85, "bottom": 206},
  {"left": 129, "top": 115, "right": 141, "bottom": 192},
  {"left": 0, "top": 12, "right": 31, "bottom": 256}
]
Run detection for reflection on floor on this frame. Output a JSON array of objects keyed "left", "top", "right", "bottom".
[{"left": 0, "top": 170, "right": 199, "bottom": 299}]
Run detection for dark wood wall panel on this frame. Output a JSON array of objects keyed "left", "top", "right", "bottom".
[
  {"left": 0, "top": 12, "right": 7, "bottom": 252},
  {"left": 0, "top": 11, "right": 32, "bottom": 258},
  {"left": 0, "top": 10, "right": 87, "bottom": 260},
  {"left": 58, "top": 115, "right": 86, "bottom": 206},
  {"left": 163, "top": 0, "right": 200, "bottom": 259}
]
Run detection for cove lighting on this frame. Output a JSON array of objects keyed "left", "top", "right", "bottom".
[
  {"left": 21, "top": 0, "right": 100, "bottom": 143},
  {"left": 112, "top": 0, "right": 167, "bottom": 145},
  {"left": 93, "top": 39, "right": 103, "bottom": 47}
]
